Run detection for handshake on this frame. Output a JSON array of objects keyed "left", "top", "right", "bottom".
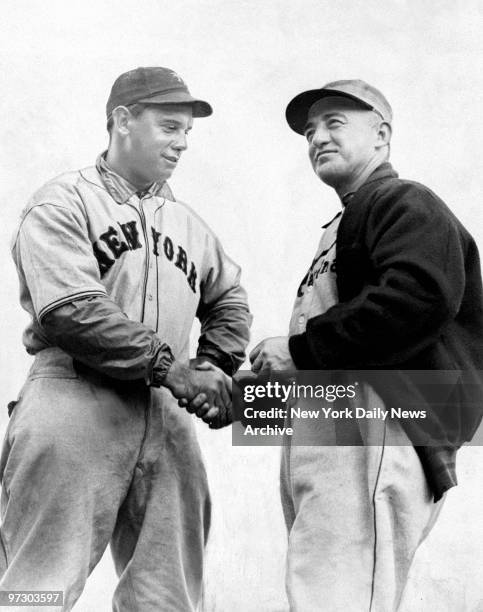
[{"left": 163, "top": 358, "right": 234, "bottom": 429}]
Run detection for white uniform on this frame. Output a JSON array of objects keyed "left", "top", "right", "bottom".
[{"left": 0, "top": 155, "right": 250, "bottom": 611}]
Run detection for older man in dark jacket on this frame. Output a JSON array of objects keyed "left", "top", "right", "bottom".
[{"left": 250, "top": 80, "right": 483, "bottom": 611}]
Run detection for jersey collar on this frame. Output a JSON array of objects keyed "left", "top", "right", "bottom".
[{"left": 95, "top": 151, "right": 173, "bottom": 204}]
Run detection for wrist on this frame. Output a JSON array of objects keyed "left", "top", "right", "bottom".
[
  {"left": 197, "top": 346, "right": 235, "bottom": 376},
  {"left": 150, "top": 344, "right": 176, "bottom": 387},
  {"left": 162, "top": 360, "right": 188, "bottom": 393},
  {"left": 190, "top": 356, "right": 218, "bottom": 369}
]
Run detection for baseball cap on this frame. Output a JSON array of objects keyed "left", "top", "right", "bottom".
[
  {"left": 286, "top": 79, "right": 392, "bottom": 135},
  {"left": 106, "top": 66, "right": 213, "bottom": 118}
]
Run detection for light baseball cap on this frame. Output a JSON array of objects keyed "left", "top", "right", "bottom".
[
  {"left": 106, "top": 66, "right": 213, "bottom": 119},
  {"left": 286, "top": 79, "right": 392, "bottom": 135}
]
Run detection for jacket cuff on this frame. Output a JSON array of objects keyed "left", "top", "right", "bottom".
[
  {"left": 150, "top": 343, "right": 176, "bottom": 387},
  {"left": 288, "top": 333, "right": 319, "bottom": 369},
  {"left": 197, "top": 346, "right": 235, "bottom": 376}
]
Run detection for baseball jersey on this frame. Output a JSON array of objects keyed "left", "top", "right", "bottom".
[
  {"left": 12, "top": 154, "right": 249, "bottom": 364},
  {"left": 288, "top": 209, "right": 385, "bottom": 446},
  {"left": 289, "top": 212, "right": 341, "bottom": 337}
]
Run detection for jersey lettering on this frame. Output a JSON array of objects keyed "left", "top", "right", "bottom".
[
  {"left": 187, "top": 262, "right": 197, "bottom": 293},
  {"left": 99, "top": 226, "right": 129, "bottom": 259},
  {"left": 163, "top": 236, "right": 174, "bottom": 260},
  {"left": 92, "top": 220, "right": 199, "bottom": 292},
  {"left": 175, "top": 246, "right": 188, "bottom": 274},
  {"left": 119, "top": 220, "right": 142, "bottom": 251},
  {"left": 93, "top": 242, "right": 115, "bottom": 276},
  {"left": 151, "top": 227, "right": 162, "bottom": 256},
  {"left": 297, "top": 240, "right": 337, "bottom": 297}
]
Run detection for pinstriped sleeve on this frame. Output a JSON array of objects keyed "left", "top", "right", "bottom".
[{"left": 13, "top": 202, "right": 107, "bottom": 321}]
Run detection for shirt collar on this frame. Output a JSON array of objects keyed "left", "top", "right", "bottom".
[
  {"left": 95, "top": 151, "right": 172, "bottom": 204},
  {"left": 341, "top": 192, "right": 355, "bottom": 207}
]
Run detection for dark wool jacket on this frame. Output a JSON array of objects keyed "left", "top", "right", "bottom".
[{"left": 289, "top": 162, "right": 483, "bottom": 501}]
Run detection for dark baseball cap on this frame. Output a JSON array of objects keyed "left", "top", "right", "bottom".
[
  {"left": 286, "top": 79, "right": 392, "bottom": 135},
  {"left": 106, "top": 66, "right": 213, "bottom": 118}
]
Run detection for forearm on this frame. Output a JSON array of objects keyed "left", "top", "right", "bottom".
[
  {"left": 197, "top": 305, "right": 251, "bottom": 374},
  {"left": 41, "top": 295, "right": 174, "bottom": 385},
  {"left": 41, "top": 296, "right": 233, "bottom": 420}
]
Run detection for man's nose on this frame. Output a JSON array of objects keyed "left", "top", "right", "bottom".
[
  {"left": 311, "top": 124, "right": 330, "bottom": 147},
  {"left": 172, "top": 132, "right": 188, "bottom": 151}
]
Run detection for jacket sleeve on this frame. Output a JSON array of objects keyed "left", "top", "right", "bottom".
[
  {"left": 41, "top": 296, "right": 174, "bottom": 385},
  {"left": 196, "top": 235, "right": 252, "bottom": 375},
  {"left": 289, "top": 184, "right": 467, "bottom": 368}
]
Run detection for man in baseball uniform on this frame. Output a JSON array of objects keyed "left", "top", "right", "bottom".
[
  {"left": 250, "top": 80, "right": 483, "bottom": 610},
  {"left": 1, "top": 67, "right": 250, "bottom": 611}
]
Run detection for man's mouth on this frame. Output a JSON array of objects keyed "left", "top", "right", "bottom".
[
  {"left": 162, "top": 154, "right": 179, "bottom": 163},
  {"left": 316, "top": 150, "right": 337, "bottom": 162}
]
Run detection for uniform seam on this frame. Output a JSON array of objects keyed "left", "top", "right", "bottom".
[
  {"left": 0, "top": 474, "right": 11, "bottom": 567},
  {"left": 153, "top": 205, "right": 165, "bottom": 332},
  {"left": 369, "top": 424, "right": 387, "bottom": 612},
  {"left": 14, "top": 202, "right": 74, "bottom": 244},
  {"left": 284, "top": 410, "right": 296, "bottom": 513},
  {"left": 126, "top": 202, "right": 150, "bottom": 322},
  {"left": 133, "top": 393, "right": 151, "bottom": 471},
  {"left": 72, "top": 184, "right": 93, "bottom": 236}
]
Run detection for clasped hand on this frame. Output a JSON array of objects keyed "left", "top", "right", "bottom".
[
  {"left": 164, "top": 359, "right": 233, "bottom": 429},
  {"left": 249, "top": 336, "right": 296, "bottom": 374},
  {"left": 165, "top": 336, "right": 296, "bottom": 428}
]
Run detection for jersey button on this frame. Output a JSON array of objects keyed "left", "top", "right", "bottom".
[
  {"left": 298, "top": 314, "right": 305, "bottom": 325},
  {"left": 148, "top": 294, "right": 153, "bottom": 301}
]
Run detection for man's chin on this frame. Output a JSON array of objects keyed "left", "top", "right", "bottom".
[
  {"left": 315, "top": 166, "right": 344, "bottom": 188},
  {"left": 150, "top": 169, "right": 173, "bottom": 184}
]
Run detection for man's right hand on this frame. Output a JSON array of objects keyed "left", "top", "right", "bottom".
[{"left": 163, "top": 360, "right": 232, "bottom": 424}]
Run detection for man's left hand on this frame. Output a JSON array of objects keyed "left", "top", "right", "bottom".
[{"left": 249, "top": 336, "right": 296, "bottom": 374}]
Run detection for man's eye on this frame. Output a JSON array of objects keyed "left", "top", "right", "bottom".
[{"left": 328, "top": 119, "right": 343, "bottom": 127}]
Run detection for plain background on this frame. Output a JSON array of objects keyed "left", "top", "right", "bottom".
[{"left": 1, "top": 1, "right": 483, "bottom": 610}]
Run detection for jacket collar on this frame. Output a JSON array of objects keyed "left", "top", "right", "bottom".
[
  {"left": 340, "top": 163, "right": 397, "bottom": 206},
  {"left": 94, "top": 151, "right": 173, "bottom": 204},
  {"left": 357, "top": 162, "right": 398, "bottom": 189}
]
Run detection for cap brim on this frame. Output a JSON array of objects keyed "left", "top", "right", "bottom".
[
  {"left": 136, "top": 90, "right": 213, "bottom": 117},
  {"left": 286, "top": 88, "right": 372, "bottom": 135}
]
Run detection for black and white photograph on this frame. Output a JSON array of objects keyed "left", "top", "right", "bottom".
[{"left": 1, "top": 1, "right": 482, "bottom": 610}]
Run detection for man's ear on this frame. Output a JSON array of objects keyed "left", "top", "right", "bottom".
[
  {"left": 110, "top": 106, "right": 132, "bottom": 136},
  {"left": 375, "top": 121, "right": 392, "bottom": 150}
]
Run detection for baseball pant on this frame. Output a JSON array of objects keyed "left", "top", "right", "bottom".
[
  {"left": 280, "top": 386, "right": 444, "bottom": 612},
  {"left": 0, "top": 348, "right": 210, "bottom": 612}
]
